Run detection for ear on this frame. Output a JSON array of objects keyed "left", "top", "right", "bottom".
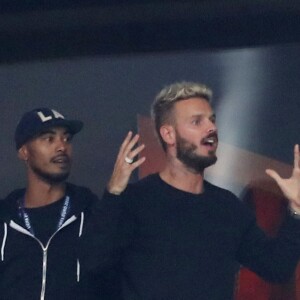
[
  {"left": 18, "top": 145, "right": 29, "bottom": 161},
  {"left": 159, "top": 125, "right": 176, "bottom": 146}
]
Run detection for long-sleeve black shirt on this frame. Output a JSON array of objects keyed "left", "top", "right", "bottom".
[{"left": 115, "top": 174, "right": 300, "bottom": 300}]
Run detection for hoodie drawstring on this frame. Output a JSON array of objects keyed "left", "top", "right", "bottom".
[
  {"left": 1, "top": 223, "right": 7, "bottom": 261},
  {"left": 79, "top": 212, "right": 84, "bottom": 237},
  {"left": 77, "top": 212, "right": 85, "bottom": 282}
]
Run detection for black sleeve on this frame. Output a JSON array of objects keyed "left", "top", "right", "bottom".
[
  {"left": 73, "top": 189, "right": 128, "bottom": 299},
  {"left": 236, "top": 212, "right": 300, "bottom": 283},
  {"left": 80, "top": 189, "right": 125, "bottom": 274}
]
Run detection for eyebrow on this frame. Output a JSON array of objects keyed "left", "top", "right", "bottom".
[{"left": 190, "top": 113, "right": 216, "bottom": 119}]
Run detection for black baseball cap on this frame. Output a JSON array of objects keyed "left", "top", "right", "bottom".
[{"left": 15, "top": 107, "right": 83, "bottom": 150}]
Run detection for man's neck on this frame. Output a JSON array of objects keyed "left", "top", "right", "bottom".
[
  {"left": 160, "top": 159, "right": 205, "bottom": 194},
  {"left": 24, "top": 180, "right": 66, "bottom": 208}
]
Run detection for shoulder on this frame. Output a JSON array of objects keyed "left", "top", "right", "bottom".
[
  {"left": 120, "top": 174, "right": 162, "bottom": 206},
  {"left": 127, "top": 173, "right": 161, "bottom": 193},
  {"left": 204, "top": 180, "right": 238, "bottom": 201},
  {"left": 204, "top": 180, "right": 255, "bottom": 220},
  {"left": 0, "top": 188, "right": 25, "bottom": 222},
  {"left": 66, "top": 183, "right": 99, "bottom": 208},
  {"left": 3, "top": 188, "right": 25, "bottom": 202}
]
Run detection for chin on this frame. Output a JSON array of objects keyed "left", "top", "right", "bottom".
[{"left": 42, "top": 172, "right": 70, "bottom": 184}]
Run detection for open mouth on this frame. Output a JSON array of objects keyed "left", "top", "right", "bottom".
[
  {"left": 202, "top": 135, "right": 218, "bottom": 148},
  {"left": 52, "top": 155, "right": 70, "bottom": 164}
]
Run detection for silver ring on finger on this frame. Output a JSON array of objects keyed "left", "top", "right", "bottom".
[{"left": 125, "top": 156, "right": 134, "bottom": 164}]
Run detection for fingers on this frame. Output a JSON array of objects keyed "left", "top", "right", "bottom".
[
  {"left": 120, "top": 131, "right": 145, "bottom": 165},
  {"left": 266, "top": 145, "right": 298, "bottom": 183},
  {"left": 129, "top": 156, "right": 146, "bottom": 169},
  {"left": 125, "top": 144, "right": 145, "bottom": 162},
  {"left": 117, "top": 131, "right": 134, "bottom": 159},
  {"left": 107, "top": 131, "right": 146, "bottom": 195},
  {"left": 124, "top": 134, "right": 141, "bottom": 157},
  {"left": 265, "top": 169, "right": 282, "bottom": 185}
]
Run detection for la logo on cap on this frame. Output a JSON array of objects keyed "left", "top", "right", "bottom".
[{"left": 37, "top": 109, "right": 65, "bottom": 123}]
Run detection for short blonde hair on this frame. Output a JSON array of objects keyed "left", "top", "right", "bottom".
[{"left": 151, "top": 81, "right": 212, "bottom": 151}]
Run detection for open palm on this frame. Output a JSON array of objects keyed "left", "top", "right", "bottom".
[{"left": 266, "top": 144, "right": 300, "bottom": 211}]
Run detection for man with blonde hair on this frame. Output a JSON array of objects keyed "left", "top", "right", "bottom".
[{"left": 92, "top": 81, "right": 300, "bottom": 299}]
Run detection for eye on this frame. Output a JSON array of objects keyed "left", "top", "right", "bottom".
[
  {"left": 40, "top": 134, "right": 54, "bottom": 142},
  {"left": 191, "top": 117, "right": 201, "bottom": 126},
  {"left": 209, "top": 113, "right": 216, "bottom": 124},
  {"left": 64, "top": 134, "right": 73, "bottom": 143}
]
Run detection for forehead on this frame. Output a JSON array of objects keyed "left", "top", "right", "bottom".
[
  {"left": 174, "top": 97, "right": 213, "bottom": 117},
  {"left": 37, "top": 126, "right": 71, "bottom": 135}
]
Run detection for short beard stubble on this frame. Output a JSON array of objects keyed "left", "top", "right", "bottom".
[{"left": 176, "top": 134, "right": 217, "bottom": 173}]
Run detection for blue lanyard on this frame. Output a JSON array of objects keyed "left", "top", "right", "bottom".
[{"left": 19, "top": 196, "right": 70, "bottom": 236}]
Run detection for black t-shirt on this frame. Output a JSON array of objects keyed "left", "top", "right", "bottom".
[{"left": 17, "top": 196, "right": 70, "bottom": 246}]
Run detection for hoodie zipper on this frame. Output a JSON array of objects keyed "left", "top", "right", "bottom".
[{"left": 9, "top": 215, "right": 77, "bottom": 300}]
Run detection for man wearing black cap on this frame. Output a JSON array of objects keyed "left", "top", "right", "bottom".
[{"left": 0, "top": 108, "right": 142, "bottom": 299}]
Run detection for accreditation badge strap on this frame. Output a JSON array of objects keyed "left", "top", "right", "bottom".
[{"left": 19, "top": 196, "right": 70, "bottom": 236}]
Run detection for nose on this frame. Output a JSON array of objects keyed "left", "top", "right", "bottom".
[{"left": 207, "top": 119, "right": 217, "bottom": 134}]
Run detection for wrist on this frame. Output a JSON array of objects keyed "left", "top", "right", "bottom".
[
  {"left": 107, "top": 184, "right": 122, "bottom": 196},
  {"left": 107, "top": 189, "right": 122, "bottom": 196}
]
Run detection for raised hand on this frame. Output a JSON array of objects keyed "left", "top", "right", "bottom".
[
  {"left": 265, "top": 144, "right": 300, "bottom": 212},
  {"left": 107, "top": 131, "right": 146, "bottom": 195}
]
